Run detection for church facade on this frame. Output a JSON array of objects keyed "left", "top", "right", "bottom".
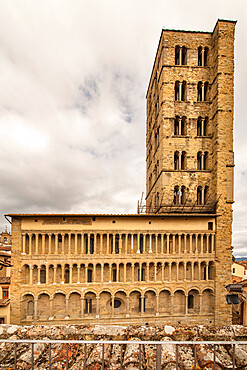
[{"left": 9, "top": 19, "right": 236, "bottom": 326}]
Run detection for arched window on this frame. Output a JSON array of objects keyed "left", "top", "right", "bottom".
[
  {"left": 64, "top": 268, "right": 69, "bottom": 283},
  {"left": 197, "top": 81, "right": 203, "bottom": 101},
  {"left": 197, "top": 186, "right": 209, "bottom": 205},
  {"left": 182, "top": 47, "right": 187, "bottom": 65},
  {"left": 174, "top": 151, "right": 179, "bottom": 170},
  {"left": 181, "top": 81, "right": 186, "bottom": 101},
  {"left": 204, "top": 151, "right": 209, "bottom": 170},
  {"left": 198, "top": 46, "right": 203, "bottom": 66},
  {"left": 181, "top": 151, "right": 186, "bottom": 170},
  {"left": 40, "top": 267, "right": 46, "bottom": 284},
  {"left": 175, "top": 81, "right": 180, "bottom": 101},
  {"left": 174, "top": 186, "right": 180, "bottom": 205},
  {"left": 175, "top": 46, "right": 180, "bottom": 65},
  {"left": 27, "top": 300, "right": 34, "bottom": 316},
  {"left": 204, "top": 116, "right": 208, "bottom": 136},
  {"left": 204, "top": 47, "right": 209, "bottom": 66},
  {"left": 174, "top": 116, "right": 179, "bottom": 135},
  {"left": 204, "top": 186, "right": 209, "bottom": 203},
  {"left": 181, "top": 186, "right": 186, "bottom": 204},
  {"left": 174, "top": 186, "right": 186, "bottom": 205},
  {"left": 87, "top": 269, "right": 93, "bottom": 283},
  {"left": 204, "top": 82, "right": 209, "bottom": 101},
  {"left": 197, "top": 117, "right": 203, "bottom": 136},
  {"left": 197, "top": 186, "right": 203, "bottom": 205}
]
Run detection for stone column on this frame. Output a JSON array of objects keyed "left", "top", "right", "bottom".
[
  {"left": 184, "top": 234, "right": 187, "bottom": 253},
  {"left": 106, "top": 233, "right": 109, "bottom": 254},
  {"left": 149, "top": 234, "right": 152, "bottom": 253},
  {"left": 184, "top": 263, "right": 187, "bottom": 280},
  {"left": 154, "top": 263, "right": 157, "bottom": 282},
  {"left": 28, "top": 234, "right": 32, "bottom": 255},
  {"left": 198, "top": 263, "right": 201, "bottom": 281},
  {"left": 109, "top": 264, "right": 112, "bottom": 282},
  {"left": 49, "top": 298, "right": 53, "bottom": 318},
  {"left": 116, "top": 264, "right": 119, "bottom": 282},
  {"left": 166, "top": 233, "right": 170, "bottom": 254},
  {"left": 87, "top": 234, "right": 90, "bottom": 255},
  {"left": 53, "top": 265, "right": 57, "bottom": 284},
  {"left": 155, "top": 234, "right": 158, "bottom": 254},
  {"left": 179, "top": 118, "right": 182, "bottom": 136},
  {"left": 61, "top": 233, "right": 65, "bottom": 255},
  {"left": 65, "top": 298, "right": 69, "bottom": 317},
  {"left": 176, "top": 263, "right": 179, "bottom": 281},
  {"left": 119, "top": 234, "right": 122, "bottom": 254},
  {"left": 139, "top": 264, "right": 142, "bottom": 282},
  {"left": 81, "top": 233, "right": 84, "bottom": 254},
  {"left": 141, "top": 295, "right": 145, "bottom": 315},
  {"left": 131, "top": 233, "right": 134, "bottom": 254},
  {"left": 178, "top": 152, "right": 182, "bottom": 170},
  {"left": 173, "top": 234, "right": 176, "bottom": 254},
  {"left": 178, "top": 234, "right": 181, "bottom": 254},
  {"left": 101, "top": 264, "right": 104, "bottom": 283},
  {"left": 143, "top": 234, "right": 146, "bottom": 253},
  {"left": 212, "top": 234, "right": 215, "bottom": 253},
  {"left": 80, "top": 298, "right": 84, "bottom": 318},
  {"left": 206, "top": 234, "right": 209, "bottom": 254},
  {"left": 75, "top": 233, "right": 78, "bottom": 255},
  {"left": 69, "top": 266, "right": 73, "bottom": 284},
  {"left": 137, "top": 233, "right": 140, "bottom": 254},
  {"left": 161, "top": 263, "right": 164, "bottom": 281},
  {"left": 156, "top": 295, "right": 159, "bottom": 316},
  {"left": 190, "top": 234, "right": 193, "bottom": 254},
  {"left": 100, "top": 234, "right": 103, "bottom": 254},
  {"left": 61, "top": 265, "right": 65, "bottom": 284},
  {"left": 201, "top": 153, "right": 204, "bottom": 171},
  {"left": 147, "top": 263, "right": 150, "bottom": 282},
  {"left": 22, "top": 234, "right": 26, "bottom": 254},
  {"left": 201, "top": 234, "right": 204, "bottom": 254},
  {"left": 201, "top": 118, "right": 205, "bottom": 136},
  {"left": 195, "top": 234, "right": 198, "bottom": 254},
  {"left": 37, "top": 266, "right": 41, "bottom": 285},
  {"left": 77, "top": 265, "right": 80, "bottom": 283},
  {"left": 201, "top": 82, "right": 204, "bottom": 101},
  {"left": 112, "top": 234, "right": 115, "bottom": 254},
  {"left": 126, "top": 296, "right": 130, "bottom": 317},
  {"left": 55, "top": 234, "right": 58, "bottom": 255},
  {"left": 179, "top": 46, "right": 182, "bottom": 65},
  {"left": 161, "top": 233, "right": 164, "bottom": 254},
  {"left": 48, "top": 233, "right": 52, "bottom": 255},
  {"left": 30, "top": 266, "right": 33, "bottom": 284},
  {"left": 131, "top": 264, "right": 134, "bottom": 282},
  {"left": 124, "top": 264, "right": 127, "bottom": 282},
  {"left": 42, "top": 233, "right": 45, "bottom": 254},
  {"left": 206, "top": 262, "right": 209, "bottom": 280},
  {"left": 96, "top": 297, "right": 100, "bottom": 318},
  {"left": 125, "top": 234, "right": 128, "bottom": 254},
  {"left": 93, "top": 264, "right": 96, "bottom": 283},
  {"left": 34, "top": 298, "right": 38, "bottom": 320},
  {"left": 192, "top": 263, "right": 194, "bottom": 281},
  {"left": 85, "top": 266, "right": 88, "bottom": 283},
  {"left": 94, "top": 233, "right": 96, "bottom": 254},
  {"left": 46, "top": 265, "right": 49, "bottom": 284},
  {"left": 179, "top": 81, "right": 182, "bottom": 101},
  {"left": 169, "top": 263, "right": 172, "bottom": 281},
  {"left": 35, "top": 233, "right": 39, "bottom": 254}
]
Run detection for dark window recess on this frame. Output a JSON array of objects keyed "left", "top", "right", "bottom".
[
  {"left": 112, "top": 269, "right": 117, "bottom": 282},
  {"left": 0, "top": 318, "right": 5, "bottom": 324},
  {"left": 87, "top": 269, "right": 93, "bottom": 283},
  {"left": 40, "top": 269, "right": 46, "bottom": 284},
  {"left": 110, "top": 299, "right": 122, "bottom": 308},
  {"left": 208, "top": 222, "right": 213, "bottom": 230},
  {"left": 138, "top": 297, "right": 146, "bottom": 312},
  {"left": 58, "top": 235, "right": 62, "bottom": 243},
  {"left": 85, "top": 299, "right": 92, "bottom": 314},
  {"left": 64, "top": 269, "right": 69, "bottom": 283},
  {"left": 86, "top": 236, "right": 94, "bottom": 254},
  {"left": 188, "top": 294, "right": 194, "bottom": 309},
  {"left": 140, "top": 235, "right": 143, "bottom": 254}
]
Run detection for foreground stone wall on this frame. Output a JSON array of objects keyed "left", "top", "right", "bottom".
[{"left": 0, "top": 324, "right": 247, "bottom": 369}]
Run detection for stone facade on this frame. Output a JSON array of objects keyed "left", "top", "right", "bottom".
[{"left": 8, "top": 20, "right": 236, "bottom": 326}]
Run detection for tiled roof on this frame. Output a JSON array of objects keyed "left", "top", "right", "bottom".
[{"left": 0, "top": 298, "right": 10, "bottom": 307}]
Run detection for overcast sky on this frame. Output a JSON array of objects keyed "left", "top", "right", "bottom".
[{"left": 0, "top": 0, "right": 246, "bottom": 257}]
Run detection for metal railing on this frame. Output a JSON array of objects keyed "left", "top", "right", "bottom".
[{"left": 0, "top": 339, "right": 246, "bottom": 369}]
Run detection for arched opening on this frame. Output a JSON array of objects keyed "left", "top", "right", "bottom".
[
  {"left": 68, "top": 292, "right": 81, "bottom": 318},
  {"left": 37, "top": 293, "right": 49, "bottom": 319},
  {"left": 204, "top": 152, "right": 209, "bottom": 170},
  {"left": 204, "top": 81, "right": 209, "bottom": 101},
  {"left": 202, "top": 289, "right": 214, "bottom": 313},
  {"left": 144, "top": 290, "right": 156, "bottom": 315},
  {"left": 198, "top": 46, "right": 203, "bottom": 66},
  {"left": 188, "top": 289, "right": 200, "bottom": 314},
  {"left": 181, "top": 81, "right": 186, "bottom": 101},
  {"left": 174, "top": 186, "right": 179, "bottom": 205},
  {"left": 53, "top": 293, "right": 66, "bottom": 318},
  {"left": 173, "top": 290, "right": 185, "bottom": 314},
  {"left": 197, "top": 81, "right": 203, "bottom": 101},
  {"left": 22, "top": 294, "right": 34, "bottom": 320},
  {"left": 99, "top": 291, "right": 112, "bottom": 316},
  {"left": 181, "top": 116, "right": 186, "bottom": 135},
  {"left": 159, "top": 290, "right": 171, "bottom": 314},
  {"left": 40, "top": 266, "right": 46, "bottom": 284},
  {"left": 197, "top": 152, "right": 202, "bottom": 170},
  {"left": 129, "top": 291, "right": 141, "bottom": 316},
  {"left": 174, "top": 151, "right": 179, "bottom": 170},
  {"left": 175, "top": 81, "right": 180, "bottom": 101},
  {"left": 174, "top": 116, "right": 179, "bottom": 135},
  {"left": 64, "top": 265, "right": 70, "bottom": 284},
  {"left": 84, "top": 292, "right": 96, "bottom": 315},
  {"left": 197, "top": 117, "right": 203, "bottom": 136},
  {"left": 181, "top": 151, "right": 186, "bottom": 170},
  {"left": 21, "top": 265, "right": 30, "bottom": 285},
  {"left": 182, "top": 46, "right": 187, "bottom": 65},
  {"left": 209, "top": 262, "right": 215, "bottom": 280},
  {"left": 197, "top": 186, "right": 203, "bottom": 205},
  {"left": 175, "top": 46, "right": 180, "bottom": 65},
  {"left": 204, "top": 47, "right": 209, "bottom": 66}
]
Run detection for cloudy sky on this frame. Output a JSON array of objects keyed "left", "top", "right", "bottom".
[{"left": 0, "top": 0, "right": 246, "bottom": 256}]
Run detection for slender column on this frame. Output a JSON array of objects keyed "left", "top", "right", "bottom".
[
  {"left": 184, "top": 263, "right": 186, "bottom": 280},
  {"left": 81, "top": 233, "right": 84, "bottom": 254},
  {"left": 93, "top": 264, "right": 96, "bottom": 283},
  {"left": 131, "top": 234, "right": 134, "bottom": 254},
  {"left": 100, "top": 233, "right": 103, "bottom": 254},
  {"left": 201, "top": 234, "right": 204, "bottom": 254},
  {"left": 29, "top": 234, "right": 32, "bottom": 255},
  {"left": 143, "top": 234, "right": 146, "bottom": 253},
  {"left": 201, "top": 82, "right": 204, "bottom": 101},
  {"left": 166, "top": 234, "right": 170, "bottom": 254},
  {"left": 34, "top": 298, "right": 38, "bottom": 320},
  {"left": 139, "top": 263, "right": 142, "bottom": 281},
  {"left": 69, "top": 265, "right": 73, "bottom": 284},
  {"left": 137, "top": 233, "right": 140, "bottom": 254},
  {"left": 113, "top": 234, "right": 116, "bottom": 254},
  {"left": 192, "top": 262, "right": 194, "bottom": 281},
  {"left": 149, "top": 234, "right": 152, "bottom": 253},
  {"left": 156, "top": 295, "right": 159, "bottom": 316},
  {"left": 48, "top": 233, "right": 52, "bottom": 255},
  {"left": 161, "top": 263, "right": 164, "bottom": 281},
  {"left": 77, "top": 265, "right": 80, "bottom": 283},
  {"left": 169, "top": 263, "right": 172, "bottom": 281},
  {"left": 155, "top": 234, "right": 158, "bottom": 254},
  {"left": 141, "top": 295, "right": 145, "bottom": 315},
  {"left": 202, "top": 48, "right": 205, "bottom": 66},
  {"left": 101, "top": 264, "right": 104, "bottom": 283},
  {"left": 172, "top": 234, "right": 176, "bottom": 254},
  {"left": 178, "top": 152, "right": 182, "bottom": 170},
  {"left": 55, "top": 234, "right": 58, "bottom": 255},
  {"left": 35, "top": 234, "right": 39, "bottom": 254},
  {"left": 94, "top": 233, "right": 96, "bottom": 254},
  {"left": 30, "top": 266, "right": 33, "bottom": 284},
  {"left": 61, "top": 265, "right": 64, "bottom": 284},
  {"left": 49, "top": 298, "right": 53, "bottom": 318},
  {"left": 126, "top": 296, "right": 130, "bottom": 316},
  {"left": 119, "top": 234, "right": 122, "bottom": 254},
  {"left": 111, "top": 296, "right": 114, "bottom": 316},
  {"left": 109, "top": 264, "right": 112, "bottom": 282},
  {"left": 124, "top": 264, "right": 127, "bottom": 282},
  {"left": 190, "top": 234, "right": 193, "bottom": 254},
  {"left": 176, "top": 263, "right": 179, "bottom": 281},
  {"left": 131, "top": 264, "right": 134, "bottom": 282},
  {"left": 75, "top": 233, "right": 78, "bottom": 254},
  {"left": 198, "top": 263, "right": 201, "bottom": 280},
  {"left": 46, "top": 265, "right": 49, "bottom": 284},
  {"left": 206, "top": 262, "right": 209, "bottom": 280},
  {"left": 146, "top": 263, "right": 150, "bottom": 282},
  {"left": 202, "top": 186, "right": 205, "bottom": 205},
  {"left": 85, "top": 266, "right": 88, "bottom": 283},
  {"left": 206, "top": 234, "right": 209, "bottom": 254},
  {"left": 53, "top": 265, "right": 57, "bottom": 284},
  {"left": 22, "top": 234, "right": 26, "bottom": 254},
  {"left": 185, "top": 295, "right": 188, "bottom": 315},
  {"left": 179, "top": 81, "right": 182, "bottom": 101},
  {"left": 106, "top": 233, "right": 109, "bottom": 254},
  {"left": 195, "top": 234, "right": 198, "bottom": 254},
  {"left": 116, "top": 264, "right": 119, "bottom": 282},
  {"left": 178, "top": 234, "right": 181, "bottom": 254},
  {"left": 96, "top": 297, "right": 100, "bottom": 318},
  {"left": 65, "top": 298, "right": 69, "bottom": 317},
  {"left": 179, "top": 118, "right": 182, "bottom": 136},
  {"left": 201, "top": 118, "right": 205, "bottom": 136},
  {"left": 179, "top": 46, "right": 182, "bottom": 65},
  {"left": 61, "top": 233, "right": 65, "bottom": 255},
  {"left": 125, "top": 234, "right": 128, "bottom": 254},
  {"left": 87, "top": 234, "right": 90, "bottom": 255},
  {"left": 80, "top": 298, "right": 84, "bottom": 318},
  {"left": 42, "top": 233, "right": 45, "bottom": 254},
  {"left": 199, "top": 294, "right": 202, "bottom": 313},
  {"left": 200, "top": 153, "right": 204, "bottom": 170},
  {"left": 154, "top": 263, "right": 157, "bottom": 282},
  {"left": 161, "top": 233, "right": 164, "bottom": 254},
  {"left": 37, "top": 267, "right": 41, "bottom": 285}
]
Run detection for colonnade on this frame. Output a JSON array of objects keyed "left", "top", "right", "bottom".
[{"left": 21, "top": 231, "right": 215, "bottom": 256}]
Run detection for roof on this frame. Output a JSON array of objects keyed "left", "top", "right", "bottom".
[
  {"left": 0, "top": 298, "right": 10, "bottom": 307},
  {"left": 0, "top": 277, "right": 10, "bottom": 284},
  {"left": 6, "top": 213, "right": 216, "bottom": 218}
]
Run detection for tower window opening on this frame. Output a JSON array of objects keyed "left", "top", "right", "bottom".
[
  {"left": 198, "top": 46, "right": 203, "bottom": 66},
  {"left": 175, "top": 46, "right": 180, "bottom": 65},
  {"left": 181, "top": 81, "right": 187, "bottom": 101},
  {"left": 182, "top": 46, "right": 187, "bottom": 65},
  {"left": 188, "top": 294, "right": 194, "bottom": 309},
  {"left": 181, "top": 151, "right": 186, "bottom": 170},
  {"left": 204, "top": 82, "right": 209, "bottom": 101},
  {"left": 197, "top": 81, "right": 203, "bottom": 101},
  {"left": 197, "top": 116, "right": 208, "bottom": 136},
  {"left": 175, "top": 81, "right": 180, "bottom": 101},
  {"left": 174, "top": 152, "right": 179, "bottom": 170},
  {"left": 174, "top": 116, "right": 179, "bottom": 135},
  {"left": 204, "top": 47, "right": 209, "bottom": 66}
]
